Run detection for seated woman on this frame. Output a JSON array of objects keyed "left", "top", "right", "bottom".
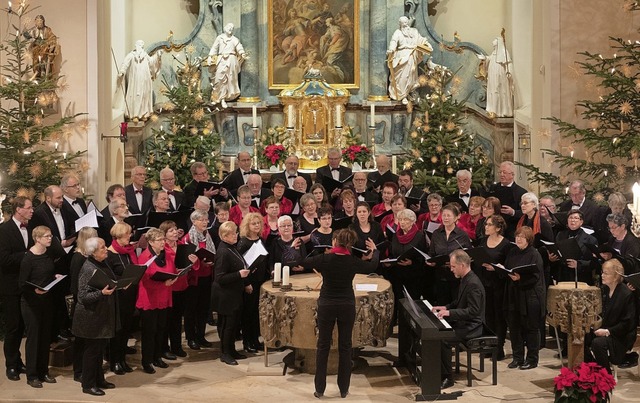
[
  {"left": 269, "top": 215, "right": 307, "bottom": 274},
  {"left": 585, "top": 259, "right": 637, "bottom": 373}
]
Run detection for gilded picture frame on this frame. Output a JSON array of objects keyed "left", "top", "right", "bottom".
[{"left": 268, "top": 0, "right": 359, "bottom": 89}]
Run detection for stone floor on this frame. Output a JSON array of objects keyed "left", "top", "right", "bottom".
[{"left": 1, "top": 328, "right": 639, "bottom": 402}]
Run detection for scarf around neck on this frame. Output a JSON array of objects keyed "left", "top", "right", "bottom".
[
  {"left": 329, "top": 246, "right": 351, "bottom": 255},
  {"left": 188, "top": 225, "right": 216, "bottom": 254},
  {"left": 110, "top": 240, "right": 139, "bottom": 265},
  {"left": 397, "top": 223, "right": 419, "bottom": 245}
]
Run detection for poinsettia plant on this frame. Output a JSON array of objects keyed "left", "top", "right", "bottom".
[
  {"left": 262, "top": 143, "right": 287, "bottom": 166},
  {"left": 554, "top": 362, "right": 616, "bottom": 403},
  {"left": 342, "top": 144, "right": 371, "bottom": 166}
]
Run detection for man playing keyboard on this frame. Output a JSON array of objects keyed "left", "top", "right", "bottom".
[{"left": 432, "top": 249, "right": 485, "bottom": 389}]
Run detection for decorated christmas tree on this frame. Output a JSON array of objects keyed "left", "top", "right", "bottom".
[
  {"left": 0, "top": 3, "right": 85, "bottom": 211},
  {"left": 403, "top": 65, "right": 493, "bottom": 195},
  {"left": 518, "top": 14, "right": 640, "bottom": 200},
  {"left": 143, "top": 49, "right": 221, "bottom": 189}
]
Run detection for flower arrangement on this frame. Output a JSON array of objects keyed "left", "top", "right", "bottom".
[
  {"left": 262, "top": 143, "right": 287, "bottom": 166},
  {"left": 258, "top": 126, "right": 293, "bottom": 168},
  {"left": 553, "top": 362, "right": 616, "bottom": 403},
  {"left": 342, "top": 144, "right": 371, "bottom": 166}
]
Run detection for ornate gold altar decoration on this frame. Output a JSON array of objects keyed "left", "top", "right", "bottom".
[
  {"left": 277, "top": 68, "right": 350, "bottom": 170},
  {"left": 547, "top": 283, "right": 602, "bottom": 367}
]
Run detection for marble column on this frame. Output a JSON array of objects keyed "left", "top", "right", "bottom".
[
  {"left": 368, "top": 2, "right": 389, "bottom": 101},
  {"left": 238, "top": 0, "right": 260, "bottom": 102}
]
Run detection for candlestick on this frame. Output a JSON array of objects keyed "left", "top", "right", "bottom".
[
  {"left": 282, "top": 265, "right": 290, "bottom": 289},
  {"left": 392, "top": 155, "right": 397, "bottom": 174},
  {"left": 229, "top": 156, "right": 235, "bottom": 172},
  {"left": 287, "top": 104, "right": 294, "bottom": 128},
  {"left": 252, "top": 104, "right": 258, "bottom": 127},
  {"left": 336, "top": 104, "right": 342, "bottom": 127},
  {"left": 370, "top": 103, "right": 375, "bottom": 127},
  {"left": 273, "top": 262, "right": 282, "bottom": 286}
]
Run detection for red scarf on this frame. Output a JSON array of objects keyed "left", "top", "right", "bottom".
[
  {"left": 396, "top": 223, "right": 419, "bottom": 245},
  {"left": 110, "top": 239, "right": 139, "bottom": 265},
  {"left": 517, "top": 210, "right": 541, "bottom": 235},
  {"left": 329, "top": 246, "right": 351, "bottom": 255}
]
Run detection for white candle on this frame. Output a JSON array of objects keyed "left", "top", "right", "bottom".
[
  {"left": 273, "top": 262, "right": 281, "bottom": 282},
  {"left": 392, "top": 155, "right": 397, "bottom": 174},
  {"left": 282, "top": 265, "right": 290, "bottom": 286},
  {"left": 288, "top": 104, "right": 294, "bottom": 128},
  {"left": 633, "top": 182, "right": 640, "bottom": 213},
  {"left": 229, "top": 156, "right": 235, "bottom": 172},
  {"left": 336, "top": 104, "right": 342, "bottom": 127},
  {"left": 252, "top": 105, "right": 258, "bottom": 127},
  {"left": 370, "top": 104, "right": 375, "bottom": 127}
]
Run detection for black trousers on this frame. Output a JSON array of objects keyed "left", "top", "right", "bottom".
[
  {"left": 184, "top": 275, "right": 212, "bottom": 342},
  {"left": 585, "top": 333, "right": 626, "bottom": 371},
  {"left": 21, "top": 298, "right": 53, "bottom": 381},
  {"left": 485, "top": 285, "right": 507, "bottom": 349},
  {"left": 507, "top": 309, "right": 541, "bottom": 364},
  {"left": 140, "top": 308, "right": 168, "bottom": 365},
  {"left": 315, "top": 303, "right": 355, "bottom": 395},
  {"left": 219, "top": 310, "right": 241, "bottom": 355},
  {"left": 1, "top": 294, "right": 24, "bottom": 370},
  {"left": 81, "top": 338, "right": 106, "bottom": 389},
  {"left": 241, "top": 284, "right": 261, "bottom": 346},
  {"left": 167, "top": 290, "right": 187, "bottom": 351},
  {"left": 109, "top": 287, "right": 137, "bottom": 364},
  {"left": 50, "top": 276, "right": 71, "bottom": 339},
  {"left": 73, "top": 337, "right": 85, "bottom": 379}
]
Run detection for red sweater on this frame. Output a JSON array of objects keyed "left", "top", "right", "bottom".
[
  {"left": 260, "top": 197, "right": 293, "bottom": 216},
  {"left": 229, "top": 204, "right": 260, "bottom": 227},
  {"left": 372, "top": 202, "right": 390, "bottom": 218},
  {"left": 136, "top": 248, "right": 173, "bottom": 310}
]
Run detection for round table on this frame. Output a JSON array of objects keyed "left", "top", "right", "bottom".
[{"left": 259, "top": 273, "right": 394, "bottom": 373}]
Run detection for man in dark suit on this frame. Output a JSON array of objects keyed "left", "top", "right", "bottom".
[
  {"left": 488, "top": 161, "right": 527, "bottom": 239},
  {"left": 100, "top": 184, "right": 126, "bottom": 220},
  {"left": 160, "top": 167, "right": 184, "bottom": 211},
  {"left": 0, "top": 196, "right": 33, "bottom": 381},
  {"left": 398, "top": 169, "right": 427, "bottom": 213},
  {"left": 367, "top": 154, "right": 399, "bottom": 193},
  {"left": 182, "top": 161, "right": 228, "bottom": 208},
  {"left": 98, "top": 199, "right": 130, "bottom": 245},
  {"left": 271, "top": 155, "right": 312, "bottom": 192},
  {"left": 351, "top": 172, "right": 378, "bottom": 203},
  {"left": 223, "top": 151, "right": 259, "bottom": 196},
  {"left": 316, "top": 148, "right": 352, "bottom": 199},
  {"left": 125, "top": 166, "right": 153, "bottom": 215},
  {"left": 445, "top": 169, "right": 483, "bottom": 213},
  {"left": 558, "top": 180, "right": 603, "bottom": 233},
  {"left": 246, "top": 174, "right": 273, "bottom": 210},
  {"left": 433, "top": 249, "right": 485, "bottom": 389},
  {"left": 60, "top": 173, "right": 87, "bottom": 222}
]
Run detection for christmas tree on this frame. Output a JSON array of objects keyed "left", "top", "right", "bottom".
[
  {"left": 143, "top": 48, "right": 221, "bottom": 189},
  {"left": 517, "top": 17, "right": 640, "bottom": 200},
  {"left": 403, "top": 65, "right": 493, "bottom": 195},
  {"left": 0, "top": 3, "right": 85, "bottom": 210}
]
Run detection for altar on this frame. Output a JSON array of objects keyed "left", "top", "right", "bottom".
[{"left": 259, "top": 273, "right": 394, "bottom": 374}]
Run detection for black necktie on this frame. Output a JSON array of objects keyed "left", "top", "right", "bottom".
[
  {"left": 20, "top": 223, "right": 27, "bottom": 229},
  {"left": 459, "top": 193, "right": 469, "bottom": 198},
  {"left": 331, "top": 167, "right": 340, "bottom": 172},
  {"left": 357, "top": 192, "right": 365, "bottom": 197},
  {"left": 572, "top": 203, "right": 581, "bottom": 207},
  {"left": 135, "top": 189, "right": 143, "bottom": 194},
  {"left": 72, "top": 200, "right": 78, "bottom": 205},
  {"left": 167, "top": 190, "right": 174, "bottom": 196},
  {"left": 242, "top": 171, "right": 250, "bottom": 176},
  {"left": 288, "top": 175, "right": 297, "bottom": 179}
]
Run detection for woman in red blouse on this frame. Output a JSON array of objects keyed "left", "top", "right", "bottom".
[
  {"left": 457, "top": 196, "right": 485, "bottom": 242},
  {"left": 372, "top": 182, "right": 398, "bottom": 218}
]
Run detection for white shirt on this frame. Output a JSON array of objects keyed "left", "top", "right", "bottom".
[
  {"left": 132, "top": 185, "right": 144, "bottom": 211},
  {"left": 13, "top": 216, "right": 28, "bottom": 248},
  {"left": 162, "top": 187, "right": 177, "bottom": 210},
  {"left": 285, "top": 171, "right": 297, "bottom": 188},
  {"left": 49, "top": 203, "right": 66, "bottom": 240},
  {"left": 64, "top": 195, "right": 85, "bottom": 217}
]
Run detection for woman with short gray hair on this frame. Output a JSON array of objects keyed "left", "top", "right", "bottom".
[
  {"left": 516, "top": 192, "right": 553, "bottom": 243},
  {"left": 602, "top": 213, "right": 640, "bottom": 268}
]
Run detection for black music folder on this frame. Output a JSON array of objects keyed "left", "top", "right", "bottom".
[
  {"left": 374, "top": 208, "right": 393, "bottom": 223},
  {"left": 622, "top": 272, "right": 640, "bottom": 290},
  {"left": 150, "top": 267, "right": 191, "bottom": 281},
  {"left": 195, "top": 178, "right": 227, "bottom": 196},
  {"left": 331, "top": 215, "right": 353, "bottom": 230},
  {"left": 370, "top": 170, "right": 396, "bottom": 190},
  {"left": 541, "top": 238, "right": 582, "bottom": 261},
  {"left": 283, "top": 188, "right": 305, "bottom": 206},
  {"left": 465, "top": 246, "right": 492, "bottom": 266},
  {"left": 88, "top": 269, "right": 136, "bottom": 290},
  {"left": 176, "top": 243, "right": 197, "bottom": 270},
  {"left": 147, "top": 209, "right": 193, "bottom": 233},
  {"left": 27, "top": 275, "right": 67, "bottom": 292},
  {"left": 195, "top": 248, "right": 216, "bottom": 263},
  {"left": 490, "top": 263, "right": 538, "bottom": 274},
  {"left": 322, "top": 174, "right": 354, "bottom": 195}
]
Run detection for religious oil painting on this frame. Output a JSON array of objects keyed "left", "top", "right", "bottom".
[{"left": 268, "top": 0, "right": 359, "bottom": 89}]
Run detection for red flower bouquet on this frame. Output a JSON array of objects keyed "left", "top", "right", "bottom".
[
  {"left": 341, "top": 144, "right": 371, "bottom": 166},
  {"left": 262, "top": 144, "right": 287, "bottom": 166},
  {"left": 553, "top": 362, "right": 616, "bottom": 403}
]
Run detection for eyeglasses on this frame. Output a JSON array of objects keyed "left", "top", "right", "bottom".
[
  {"left": 67, "top": 183, "right": 80, "bottom": 188},
  {"left": 278, "top": 224, "right": 293, "bottom": 228},
  {"left": 41, "top": 234, "right": 53, "bottom": 238},
  {"left": 485, "top": 222, "right": 495, "bottom": 226},
  {"left": 160, "top": 177, "right": 175, "bottom": 182}
]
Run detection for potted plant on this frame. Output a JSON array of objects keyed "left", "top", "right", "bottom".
[{"left": 553, "top": 362, "right": 616, "bottom": 403}]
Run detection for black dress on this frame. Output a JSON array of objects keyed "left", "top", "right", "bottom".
[
  {"left": 300, "top": 251, "right": 379, "bottom": 396},
  {"left": 350, "top": 221, "right": 385, "bottom": 252},
  {"left": 503, "top": 245, "right": 545, "bottom": 365},
  {"left": 429, "top": 226, "right": 472, "bottom": 305},
  {"left": 237, "top": 237, "right": 270, "bottom": 349}
]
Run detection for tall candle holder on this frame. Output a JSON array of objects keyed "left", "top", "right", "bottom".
[
  {"left": 252, "top": 126, "right": 260, "bottom": 170},
  {"left": 368, "top": 125, "right": 377, "bottom": 169},
  {"left": 333, "top": 126, "right": 344, "bottom": 150}
]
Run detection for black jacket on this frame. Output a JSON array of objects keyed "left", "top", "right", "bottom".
[
  {"left": 315, "top": 165, "right": 352, "bottom": 187},
  {"left": 448, "top": 270, "right": 485, "bottom": 340},
  {"left": 212, "top": 241, "right": 247, "bottom": 315},
  {"left": 0, "top": 219, "right": 33, "bottom": 295},
  {"left": 445, "top": 187, "right": 483, "bottom": 214},
  {"left": 504, "top": 245, "right": 545, "bottom": 326},
  {"left": 124, "top": 184, "right": 153, "bottom": 215},
  {"left": 223, "top": 168, "right": 260, "bottom": 194},
  {"left": 599, "top": 283, "right": 638, "bottom": 359},
  {"left": 271, "top": 170, "right": 313, "bottom": 192}
]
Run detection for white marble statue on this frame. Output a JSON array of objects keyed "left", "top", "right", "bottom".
[
  {"left": 207, "top": 23, "right": 247, "bottom": 108},
  {"left": 484, "top": 37, "right": 513, "bottom": 117},
  {"left": 118, "top": 40, "right": 163, "bottom": 121},
  {"left": 387, "top": 16, "right": 433, "bottom": 104}
]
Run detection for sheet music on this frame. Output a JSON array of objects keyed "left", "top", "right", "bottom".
[
  {"left": 87, "top": 201, "right": 103, "bottom": 217},
  {"left": 422, "top": 299, "right": 452, "bottom": 329},
  {"left": 426, "top": 221, "right": 441, "bottom": 233},
  {"left": 143, "top": 255, "right": 157, "bottom": 267},
  {"left": 75, "top": 209, "right": 99, "bottom": 232},
  {"left": 242, "top": 240, "right": 268, "bottom": 267}
]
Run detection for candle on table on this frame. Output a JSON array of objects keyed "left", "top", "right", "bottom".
[
  {"left": 282, "top": 265, "right": 290, "bottom": 286},
  {"left": 252, "top": 104, "right": 258, "bottom": 127},
  {"left": 273, "top": 262, "right": 281, "bottom": 283}
]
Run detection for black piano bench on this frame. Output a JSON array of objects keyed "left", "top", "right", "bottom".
[{"left": 454, "top": 326, "right": 498, "bottom": 387}]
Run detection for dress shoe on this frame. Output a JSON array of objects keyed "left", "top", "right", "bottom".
[
  {"left": 440, "top": 378, "right": 454, "bottom": 389},
  {"left": 17, "top": 363, "right": 27, "bottom": 374},
  {"left": 340, "top": 391, "right": 349, "bottom": 398},
  {"left": 125, "top": 346, "right": 137, "bottom": 354},
  {"left": 27, "top": 378, "right": 43, "bottom": 388},
  {"left": 83, "top": 387, "right": 105, "bottom": 396},
  {"left": 313, "top": 391, "right": 323, "bottom": 398},
  {"left": 618, "top": 352, "right": 639, "bottom": 369},
  {"left": 6, "top": 368, "right": 20, "bottom": 381},
  {"left": 220, "top": 354, "right": 238, "bottom": 366},
  {"left": 520, "top": 361, "right": 538, "bottom": 370},
  {"left": 41, "top": 374, "right": 56, "bottom": 383},
  {"left": 142, "top": 364, "right": 156, "bottom": 374},
  {"left": 507, "top": 360, "right": 523, "bottom": 369},
  {"left": 121, "top": 361, "right": 133, "bottom": 373},
  {"left": 495, "top": 350, "right": 506, "bottom": 361},
  {"left": 111, "top": 362, "right": 126, "bottom": 375},
  {"left": 187, "top": 340, "right": 201, "bottom": 350},
  {"left": 197, "top": 338, "right": 213, "bottom": 348},
  {"left": 231, "top": 351, "right": 247, "bottom": 360},
  {"left": 73, "top": 374, "right": 82, "bottom": 383},
  {"left": 162, "top": 351, "right": 177, "bottom": 360},
  {"left": 171, "top": 348, "right": 187, "bottom": 358},
  {"left": 152, "top": 359, "right": 169, "bottom": 368},
  {"left": 98, "top": 381, "right": 115, "bottom": 389},
  {"left": 243, "top": 345, "right": 258, "bottom": 353}
]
